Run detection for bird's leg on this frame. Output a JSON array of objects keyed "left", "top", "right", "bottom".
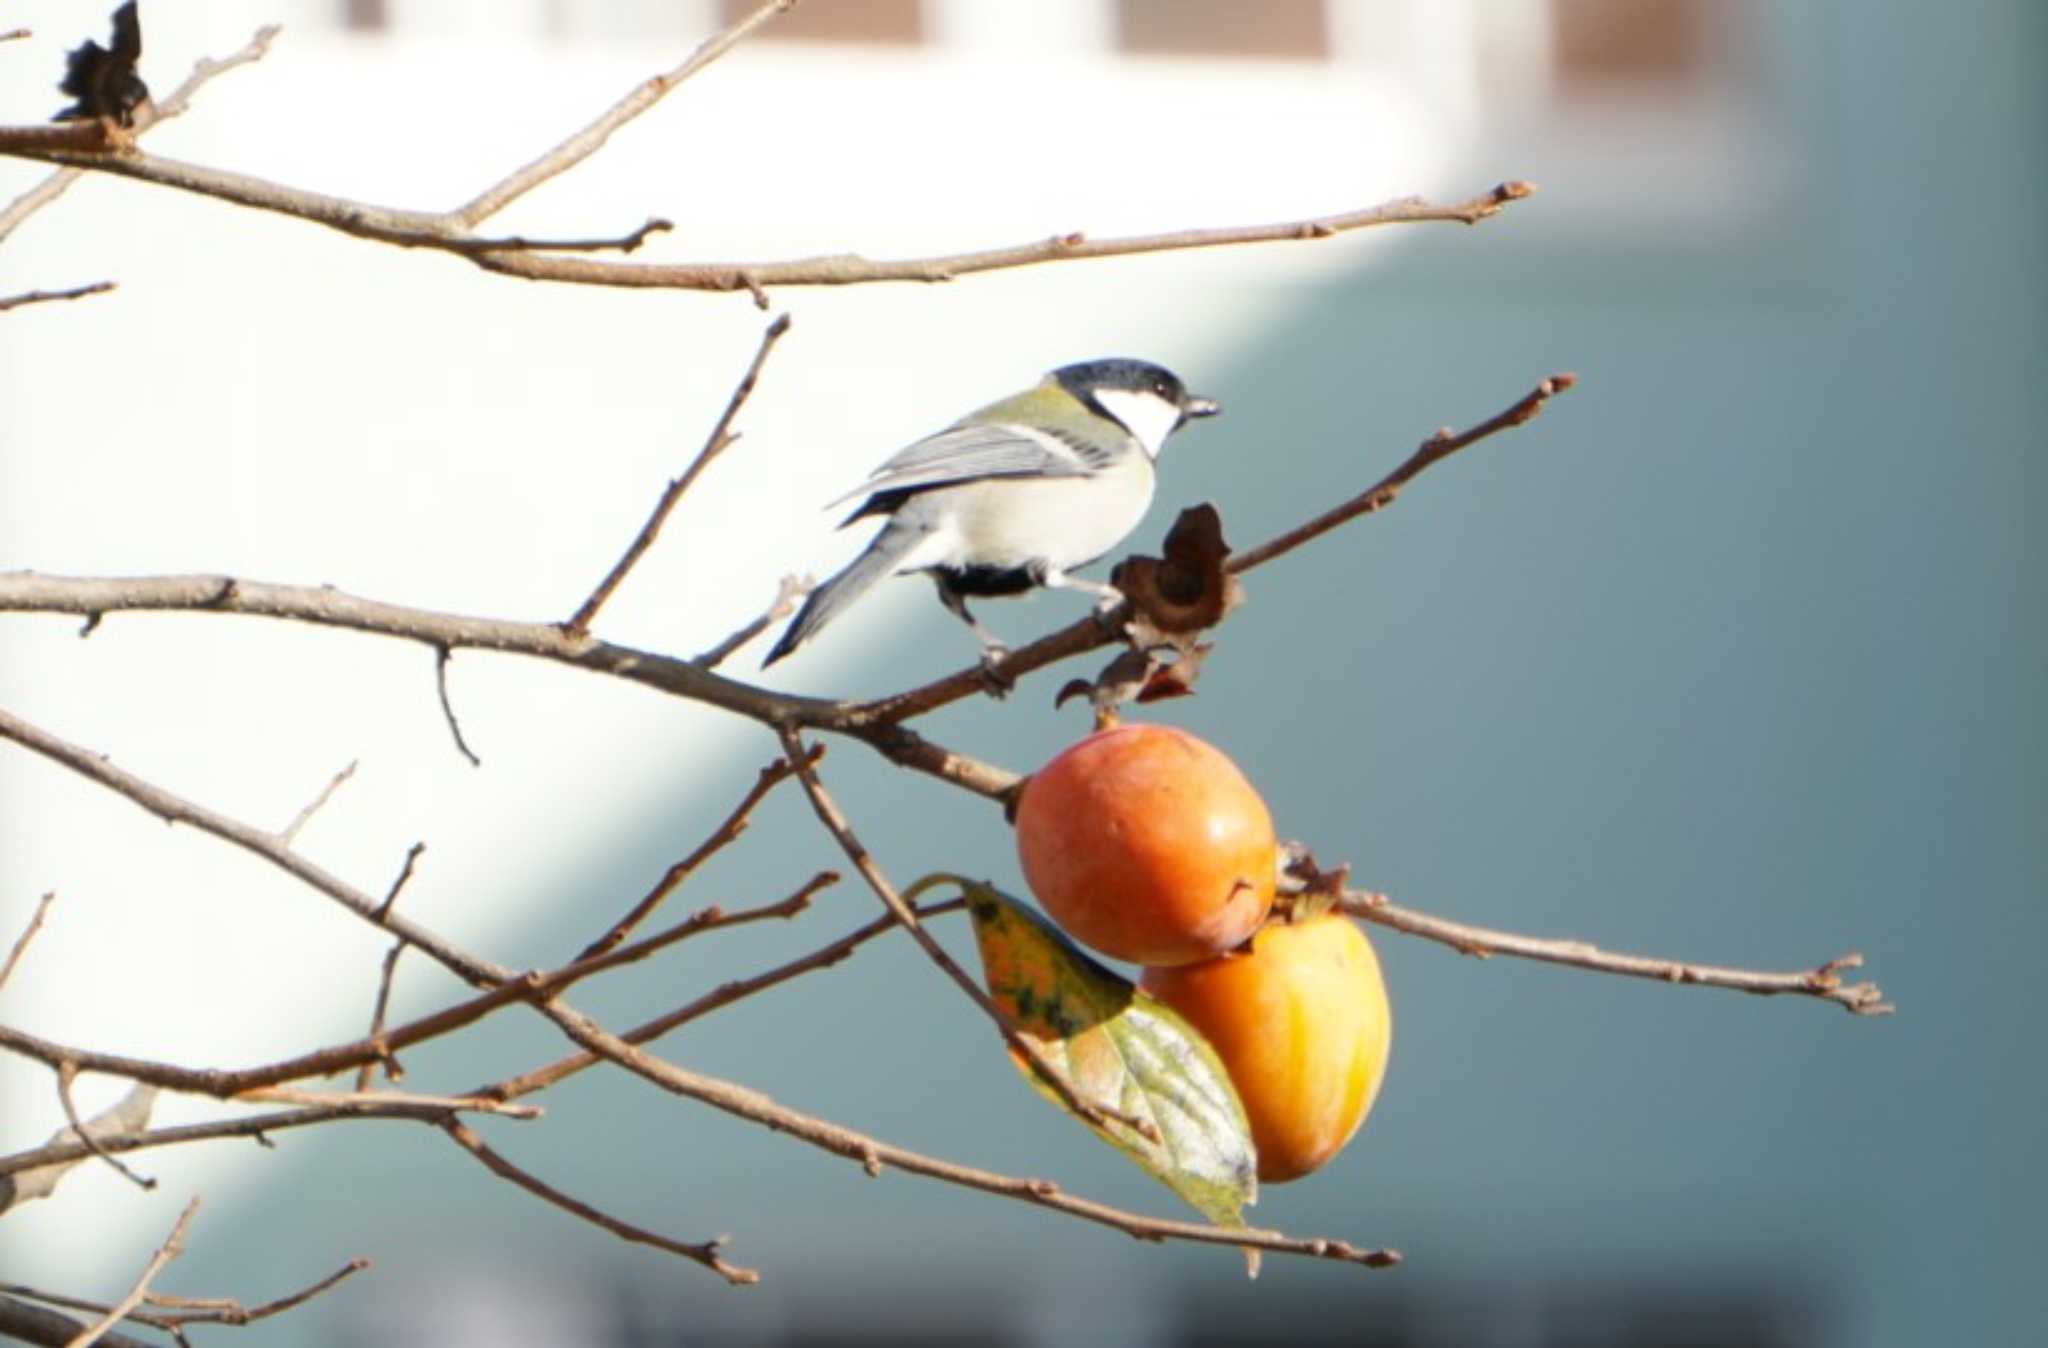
[
  {"left": 933, "top": 578, "right": 1014, "bottom": 697},
  {"left": 1033, "top": 562, "right": 1129, "bottom": 636}
]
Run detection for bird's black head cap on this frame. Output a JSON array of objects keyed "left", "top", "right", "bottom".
[{"left": 1051, "top": 358, "right": 1220, "bottom": 422}]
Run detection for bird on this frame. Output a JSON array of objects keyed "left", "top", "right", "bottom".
[{"left": 762, "top": 357, "right": 1219, "bottom": 670}]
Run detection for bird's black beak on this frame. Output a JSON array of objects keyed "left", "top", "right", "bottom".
[{"left": 1184, "top": 395, "right": 1221, "bottom": 419}]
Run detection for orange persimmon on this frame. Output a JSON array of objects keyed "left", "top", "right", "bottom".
[
  {"left": 1142, "top": 913, "right": 1392, "bottom": 1182},
  {"left": 1013, "top": 723, "right": 1274, "bottom": 966}
]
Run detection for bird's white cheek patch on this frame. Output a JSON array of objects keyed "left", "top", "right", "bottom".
[{"left": 1093, "top": 389, "right": 1183, "bottom": 459}]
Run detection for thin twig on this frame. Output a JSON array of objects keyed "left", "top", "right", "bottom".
[
  {"left": 278, "top": 760, "right": 356, "bottom": 846},
  {"left": 55, "top": 1063, "right": 154, "bottom": 1191},
  {"left": 565, "top": 312, "right": 793, "bottom": 634},
  {"left": 233, "top": 1087, "right": 541, "bottom": 1119},
  {"left": 358, "top": 843, "right": 426, "bottom": 1086},
  {"left": 693, "top": 573, "right": 811, "bottom": 670},
  {"left": 66, "top": 1197, "right": 200, "bottom": 1348},
  {"left": 147, "top": 1258, "right": 369, "bottom": 1328},
  {"left": 375, "top": 843, "right": 426, "bottom": 921},
  {"left": 0, "top": 282, "right": 115, "bottom": 312},
  {"left": 0, "top": 705, "right": 504, "bottom": 987},
  {"left": 485, "top": 897, "right": 964, "bottom": 1104},
  {"left": 469, "top": 184, "right": 1539, "bottom": 295},
  {"left": 1342, "top": 890, "right": 1892, "bottom": 1015},
  {"left": 356, "top": 943, "right": 408, "bottom": 1088},
  {"left": 0, "top": 877, "right": 832, "bottom": 1106},
  {"left": 0, "top": 1102, "right": 529, "bottom": 1180},
  {"left": 578, "top": 746, "right": 816, "bottom": 958},
  {"left": 2, "top": 1084, "right": 156, "bottom": 1214},
  {"left": 0, "top": 28, "right": 30, "bottom": 42},
  {"left": 775, "top": 728, "right": 1154, "bottom": 1141},
  {"left": 454, "top": 1, "right": 796, "bottom": 226},
  {"left": 1, "top": 891, "right": 56, "bottom": 992},
  {"left": 433, "top": 645, "right": 481, "bottom": 767},
  {"left": 14, "top": 1257, "right": 367, "bottom": 1339},
  {"left": 441, "top": 1120, "right": 756, "bottom": 1284},
  {"left": 1227, "top": 373, "right": 1577, "bottom": 573},
  {"left": 0, "top": 24, "right": 279, "bottom": 245}
]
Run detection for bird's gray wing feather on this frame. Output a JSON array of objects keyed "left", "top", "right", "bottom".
[{"left": 822, "top": 423, "right": 1094, "bottom": 508}]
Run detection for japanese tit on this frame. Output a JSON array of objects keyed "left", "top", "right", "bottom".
[{"left": 763, "top": 358, "right": 1220, "bottom": 669}]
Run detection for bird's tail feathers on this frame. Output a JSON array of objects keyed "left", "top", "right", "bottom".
[{"left": 762, "top": 525, "right": 928, "bottom": 667}]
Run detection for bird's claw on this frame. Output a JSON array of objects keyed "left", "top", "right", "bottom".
[{"left": 977, "top": 646, "right": 1015, "bottom": 699}]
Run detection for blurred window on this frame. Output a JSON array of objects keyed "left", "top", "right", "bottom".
[
  {"left": 1552, "top": 0, "right": 1707, "bottom": 91},
  {"left": 1116, "top": 0, "right": 1329, "bottom": 60},
  {"left": 718, "top": 0, "right": 924, "bottom": 45}
]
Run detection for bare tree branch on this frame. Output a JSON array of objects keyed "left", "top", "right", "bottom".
[
  {"left": 0, "top": 1020, "right": 565, "bottom": 1119},
  {"left": 1341, "top": 890, "right": 1892, "bottom": 1014},
  {"left": 0, "top": 876, "right": 832, "bottom": 1109},
  {"left": 0, "top": 576, "right": 1018, "bottom": 798},
  {"left": 1226, "top": 373, "right": 1578, "bottom": 573},
  {"left": 433, "top": 646, "right": 482, "bottom": 767},
  {"left": 0, "top": 1102, "right": 534, "bottom": 1181},
  {"left": 472, "top": 184, "right": 1538, "bottom": 295},
  {"left": 441, "top": 1120, "right": 756, "bottom": 1284},
  {"left": 0, "top": 705, "right": 502, "bottom": 987},
  {"left": 537, "top": 999, "right": 1399, "bottom": 1272},
  {"left": 67, "top": 1196, "right": 200, "bottom": 1348},
  {"left": 356, "top": 844, "right": 427, "bottom": 1085},
  {"left": 579, "top": 747, "right": 817, "bottom": 958},
  {"left": 54, "top": 1062, "right": 154, "bottom": 1192},
  {"left": 446, "top": 218, "right": 672, "bottom": 255},
  {"left": 142, "top": 1257, "right": 368, "bottom": 1329},
  {"left": 454, "top": 0, "right": 798, "bottom": 227},
  {"left": 484, "top": 897, "right": 967, "bottom": 1105},
  {"left": 0, "top": 693, "right": 1386, "bottom": 1271},
  {"left": 278, "top": 760, "right": 356, "bottom": 847},
  {"left": 566, "top": 312, "right": 793, "bottom": 635},
  {"left": 233, "top": 1087, "right": 540, "bottom": 1119},
  {"left": 694, "top": 574, "right": 811, "bottom": 670},
  {"left": 0, "top": 24, "right": 279, "bottom": 245},
  {"left": 2, "top": 1264, "right": 363, "bottom": 1345},
  {"left": 0, "top": 891, "right": 56, "bottom": 993},
  {"left": 0, "top": 282, "right": 115, "bottom": 312},
  {"left": 0, "top": 96, "right": 1538, "bottom": 298},
  {"left": 0, "top": 1083, "right": 156, "bottom": 1214}
]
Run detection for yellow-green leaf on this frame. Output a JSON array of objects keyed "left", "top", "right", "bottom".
[{"left": 955, "top": 877, "right": 1257, "bottom": 1229}]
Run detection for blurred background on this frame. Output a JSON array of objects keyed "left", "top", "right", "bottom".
[{"left": 2, "top": 1, "right": 2042, "bottom": 1344}]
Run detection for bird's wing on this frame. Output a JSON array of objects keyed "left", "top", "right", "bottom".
[{"left": 822, "top": 422, "right": 1096, "bottom": 509}]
